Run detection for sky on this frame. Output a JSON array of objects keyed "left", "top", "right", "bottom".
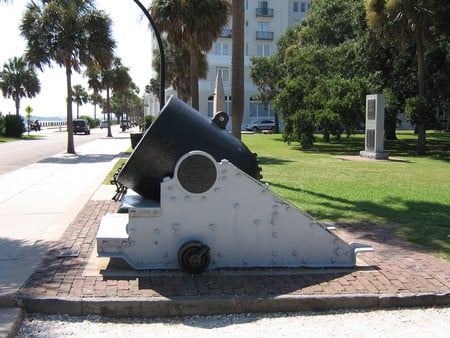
[{"left": 0, "top": 0, "right": 155, "bottom": 119}]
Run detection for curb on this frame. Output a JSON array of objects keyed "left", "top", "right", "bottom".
[
  {"left": 20, "top": 292, "right": 450, "bottom": 318},
  {"left": 0, "top": 294, "right": 18, "bottom": 309}
]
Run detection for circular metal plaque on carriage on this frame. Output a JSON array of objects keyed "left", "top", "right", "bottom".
[{"left": 176, "top": 153, "right": 217, "bottom": 194}]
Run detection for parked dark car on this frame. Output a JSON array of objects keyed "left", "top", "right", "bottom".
[
  {"left": 73, "top": 119, "right": 90, "bottom": 135},
  {"left": 245, "top": 119, "right": 275, "bottom": 132}
]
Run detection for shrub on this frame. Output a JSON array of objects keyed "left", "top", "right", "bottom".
[
  {"left": 80, "top": 115, "right": 99, "bottom": 128},
  {"left": 144, "top": 115, "right": 154, "bottom": 129},
  {"left": 4, "top": 114, "right": 26, "bottom": 137}
]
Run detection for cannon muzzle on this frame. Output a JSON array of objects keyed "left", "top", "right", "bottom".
[{"left": 118, "top": 96, "right": 260, "bottom": 200}]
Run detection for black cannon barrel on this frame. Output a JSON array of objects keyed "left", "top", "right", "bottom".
[{"left": 118, "top": 96, "right": 260, "bottom": 201}]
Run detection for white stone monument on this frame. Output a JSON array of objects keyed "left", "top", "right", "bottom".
[{"left": 360, "top": 94, "right": 389, "bottom": 160}]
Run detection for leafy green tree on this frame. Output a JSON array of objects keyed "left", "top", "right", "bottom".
[
  {"left": 366, "top": 0, "right": 450, "bottom": 153},
  {"left": 20, "top": 0, "right": 115, "bottom": 154},
  {"left": 299, "top": 0, "right": 367, "bottom": 46},
  {"left": 0, "top": 56, "right": 40, "bottom": 116},
  {"left": 424, "top": 42, "right": 450, "bottom": 131},
  {"left": 251, "top": 0, "right": 375, "bottom": 148},
  {"left": 150, "top": 0, "right": 231, "bottom": 110},
  {"left": 405, "top": 96, "right": 436, "bottom": 130},
  {"left": 249, "top": 55, "right": 283, "bottom": 132},
  {"left": 87, "top": 58, "right": 132, "bottom": 137},
  {"left": 72, "top": 84, "right": 89, "bottom": 119}
]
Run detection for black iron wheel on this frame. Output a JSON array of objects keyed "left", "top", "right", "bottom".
[{"left": 178, "top": 240, "right": 210, "bottom": 274}]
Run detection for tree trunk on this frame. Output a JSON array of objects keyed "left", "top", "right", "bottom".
[
  {"left": 65, "top": 64, "right": 75, "bottom": 154},
  {"left": 385, "top": 110, "right": 397, "bottom": 140},
  {"left": 231, "top": 0, "right": 245, "bottom": 140},
  {"left": 106, "top": 87, "right": 112, "bottom": 137},
  {"left": 189, "top": 44, "right": 199, "bottom": 110},
  {"left": 14, "top": 96, "right": 20, "bottom": 116},
  {"left": 416, "top": 29, "right": 426, "bottom": 155}
]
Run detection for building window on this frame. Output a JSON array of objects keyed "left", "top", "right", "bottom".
[
  {"left": 258, "top": 22, "right": 269, "bottom": 32},
  {"left": 257, "top": 44, "right": 271, "bottom": 57},
  {"left": 249, "top": 99, "right": 275, "bottom": 119},
  {"left": 256, "top": 21, "right": 273, "bottom": 40},
  {"left": 259, "top": 1, "right": 268, "bottom": 9},
  {"left": 212, "top": 42, "right": 231, "bottom": 55},
  {"left": 216, "top": 66, "right": 229, "bottom": 82},
  {"left": 208, "top": 95, "right": 232, "bottom": 118},
  {"left": 301, "top": 2, "right": 306, "bottom": 12},
  {"left": 256, "top": 1, "right": 273, "bottom": 17},
  {"left": 293, "top": 2, "right": 299, "bottom": 12}
]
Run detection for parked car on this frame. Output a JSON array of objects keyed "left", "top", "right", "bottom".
[
  {"left": 100, "top": 120, "right": 108, "bottom": 129},
  {"left": 245, "top": 119, "right": 275, "bottom": 132},
  {"left": 73, "top": 119, "right": 90, "bottom": 135}
]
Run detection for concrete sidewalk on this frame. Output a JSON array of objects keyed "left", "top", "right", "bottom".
[{"left": 0, "top": 133, "right": 131, "bottom": 336}]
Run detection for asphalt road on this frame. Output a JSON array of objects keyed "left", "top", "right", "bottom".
[{"left": 0, "top": 126, "right": 120, "bottom": 175}]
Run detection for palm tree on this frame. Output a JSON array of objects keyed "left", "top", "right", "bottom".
[
  {"left": 366, "top": 0, "right": 449, "bottom": 154},
  {"left": 87, "top": 58, "right": 133, "bottom": 137},
  {"left": 72, "top": 84, "right": 89, "bottom": 119},
  {"left": 89, "top": 92, "right": 103, "bottom": 120},
  {"left": 20, "top": 0, "right": 115, "bottom": 154},
  {"left": 231, "top": 0, "right": 245, "bottom": 140},
  {"left": 150, "top": 0, "right": 231, "bottom": 110},
  {"left": 150, "top": 38, "right": 208, "bottom": 103},
  {"left": 0, "top": 56, "right": 41, "bottom": 116}
]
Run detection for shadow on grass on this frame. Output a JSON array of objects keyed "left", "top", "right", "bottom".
[
  {"left": 296, "top": 132, "right": 450, "bottom": 162},
  {"left": 258, "top": 156, "right": 294, "bottom": 165},
  {"left": 269, "top": 181, "right": 450, "bottom": 258}
]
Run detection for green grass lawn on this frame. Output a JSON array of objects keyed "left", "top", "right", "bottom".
[
  {"left": 243, "top": 131, "right": 450, "bottom": 261},
  {"left": 0, "top": 134, "right": 43, "bottom": 142}
]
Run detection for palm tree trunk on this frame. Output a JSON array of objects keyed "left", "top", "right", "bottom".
[
  {"left": 106, "top": 87, "right": 112, "bottom": 137},
  {"left": 14, "top": 97, "right": 20, "bottom": 116},
  {"left": 231, "top": 0, "right": 245, "bottom": 140},
  {"left": 66, "top": 64, "right": 75, "bottom": 154},
  {"left": 416, "top": 29, "right": 426, "bottom": 155},
  {"left": 189, "top": 44, "right": 200, "bottom": 110}
]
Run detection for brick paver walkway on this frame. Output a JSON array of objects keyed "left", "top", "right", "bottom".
[{"left": 19, "top": 200, "right": 450, "bottom": 317}]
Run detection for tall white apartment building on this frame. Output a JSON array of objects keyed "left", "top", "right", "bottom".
[{"left": 145, "top": 1, "right": 311, "bottom": 127}]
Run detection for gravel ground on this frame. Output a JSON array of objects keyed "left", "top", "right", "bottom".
[{"left": 16, "top": 307, "right": 449, "bottom": 337}]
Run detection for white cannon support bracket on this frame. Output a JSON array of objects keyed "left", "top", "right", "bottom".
[{"left": 97, "top": 151, "right": 372, "bottom": 274}]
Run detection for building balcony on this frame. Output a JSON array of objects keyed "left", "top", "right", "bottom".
[
  {"left": 256, "top": 7, "right": 274, "bottom": 17},
  {"left": 256, "top": 31, "right": 274, "bottom": 40},
  {"left": 219, "top": 28, "right": 232, "bottom": 38}
]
